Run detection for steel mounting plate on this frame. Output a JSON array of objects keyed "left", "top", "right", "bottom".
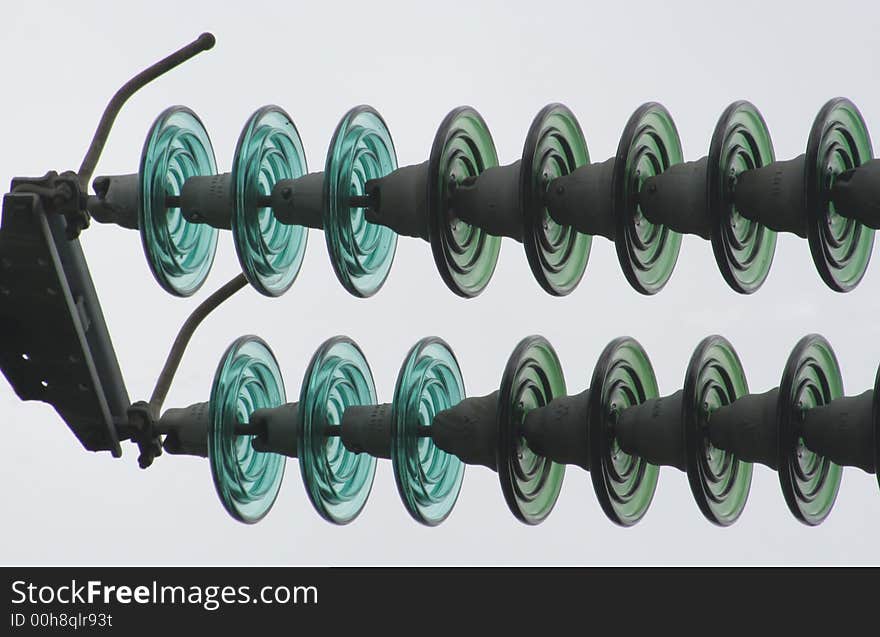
[{"left": 0, "top": 192, "right": 129, "bottom": 455}]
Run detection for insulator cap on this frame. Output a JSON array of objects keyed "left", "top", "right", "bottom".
[
  {"left": 432, "top": 391, "right": 499, "bottom": 470},
  {"left": 340, "top": 403, "right": 393, "bottom": 460},
  {"left": 90, "top": 173, "right": 140, "bottom": 229},
  {"left": 520, "top": 389, "right": 590, "bottom": 469},
  {"left": 159, "top": 401, "right": 209, "bottom": 457},
  {"left": 614, "top": 389, "right": 688, "bottom": 470},
  {"left": 545, "top": 157, "right": 617, "bottom": 240},
  {"left": 733, "top": 155, "right": 808, "bottom": 237},
  {"left": 271, "top": 172, "right": 326, "bottom": 229},
  {"left": 801, "top": 389, "right": 876, "bottom": 473},
  {"left": 639, "top": 158, "right": 712, "bottom": 239},
  {"left": 707, "top": 388, "right": 779, "bottom": 469},
  {"left": 363, "top": 162, "right": 430, "bottom": 240},
  {"left": 179, "top": 173, "right": 232, "bottom": 229},
  {"left": 449, "top": 161, "right": 524, "bottom": 241},
  {"left": 830, "top": 159, "right": 880, "bottom": 229},
  {"left": 249, "top": 402, "right": 301, "bottom": 457}
]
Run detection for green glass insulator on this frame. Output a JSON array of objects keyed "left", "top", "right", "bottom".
[
  {"left": 299, "top": 336, "right": 377, "bottom": 524},
  {"left": 390, "top": 337, "right": 466, "bottom": 526},
  {"left": 324, "top": 106, "right": 398, "bottom": 298},
  {"left": 208, "top": 335, "right": 286, "bottom": 524},
  {"left": 806, "top": 98, "right": 874, "bottom": 292},
  {"left": 429, "top": 107, "right": 501, "bottom": 298},
  {"left": 614, "top": 103, "right": 683, "bottom": 295},
  {"left": 139, "top": 106, "right": 218, "bottom": 296},
  {"left": 684, "top": 336, "right": 752, "bottom": 526},
  {"left": 778, "top": 334, "right": 843, "bottom": 525},
  {"left": 498, "top": 336, "right": 567, "bottom": 524},
  {"left": 522, "top": 104, "right": 592, "bottom": 296},
  {"left": 231, "top": 105, "right": 308, "bottom": 297},
  {"left": 589, "top": 337, "right": 660, "bottom": 525},
  {"left": 708, "top": 101, "right": 777, "bottom": 294}
]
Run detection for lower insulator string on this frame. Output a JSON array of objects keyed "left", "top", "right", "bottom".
[{"left": 146, "top": 331, "right": 878, "bottom": 528}]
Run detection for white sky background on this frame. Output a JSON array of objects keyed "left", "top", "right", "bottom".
[{"left": 1, "top": 0, "right": 879, "bottom": 565}]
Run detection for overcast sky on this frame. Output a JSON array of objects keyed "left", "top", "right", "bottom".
[{"left": 1, "top": 0, "right": 879, "bottom": 565}]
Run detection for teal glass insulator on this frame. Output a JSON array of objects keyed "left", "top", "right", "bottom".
[
  {"left": 231, "top": 105, "right": 309, "bottom": 297},
  {"left": 683, "top": 336, "right": 752, "bottom": 526},
  {"left": 806, "top": 98, "right": 874, "bottom": 292},
  {"left": 708, "top": 101, "right": 777, "bottom": 294},
  {"left": 522, "top": 104, "right": 592, "bottom": 296},
  {"left": 324, "top": 106, "right": 398, "bottom": 298},
  {"left": 299, "top": 336, "right": 377, "bottom": 524},
  {"left": 390, "top": 337, "right": 466, "bottom": 526},
  {"left": 207, "top": 335, "right": 286, "bottom": 524},
  {"left": 589, "top": 337, "right": 660, "bottom": 526},
  {"left": 778, "top": 334, "right": 843, "bottom": 525},
  {"left": 614, "top": 103, "right": 683, "bottom": 295},
  {"left": 429, "top": 107, "right": 502, "bottom": 298},
  {"left": 139, "top": 106, "right": 218, "bottom": 296},
  {"left": 498, "top": 336, "right": 567, "bottom": 524}
]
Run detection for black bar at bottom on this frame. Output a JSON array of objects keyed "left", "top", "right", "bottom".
[{"left": 0, "top": 565, "right": 854, "bottom": 633}]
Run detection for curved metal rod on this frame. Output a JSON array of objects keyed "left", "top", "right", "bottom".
[
  {"left": 78, "top": 32, "right": 216, "bottom": 190},
  {"left": 149, "top": 273, "right": 247, "bottom": 414}
]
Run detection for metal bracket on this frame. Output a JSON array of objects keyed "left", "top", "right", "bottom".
[
  {"left": 0, "top": 192, "right": 130, "bottom": 455},
  {"left": 11, "top": 171, "right": 90, "bottom": 239}
]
